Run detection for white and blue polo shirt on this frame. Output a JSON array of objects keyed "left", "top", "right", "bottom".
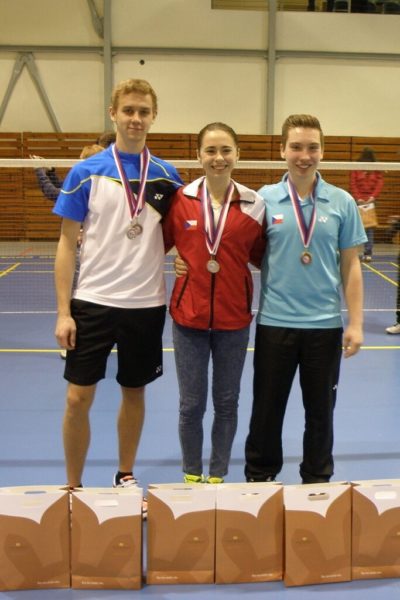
[{"left": 53, "top": 145, "right": 183, "bottom": 308}]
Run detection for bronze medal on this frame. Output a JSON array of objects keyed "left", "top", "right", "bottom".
[{"left": 301, "top": 251, "right": 312, "bottom": 265}]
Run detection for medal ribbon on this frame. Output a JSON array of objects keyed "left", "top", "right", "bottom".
[
  {"left": 112, "top": 143, "right": 150, "bottom": 221},
  {"left": 201, "top": 177, "right": 234, "bottom": 257},
  {"left": 287, "top": 175, "right": 318, "bottom": 250}
]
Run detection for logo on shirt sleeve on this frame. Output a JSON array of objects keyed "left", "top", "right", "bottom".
[
  {"left": 184, "top": 220, "right": 197, "bottom": 230},
  {"left": 272, "top": 214, "right": 284, "bottom": 225}
]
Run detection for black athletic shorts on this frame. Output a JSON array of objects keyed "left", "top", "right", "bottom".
[{"left": 64, "top": 299, "right": 166, "bottom": 387}]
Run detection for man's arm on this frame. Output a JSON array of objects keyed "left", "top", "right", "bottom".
[
  {"left": 340, "top": 245, "right": 364, "bottom": 358},
  {"left": 54, "top": 218, "right": 81, "bottom": 350}
]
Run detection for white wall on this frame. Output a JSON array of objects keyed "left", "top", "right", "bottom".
[
  {"left": 274, "top": 57, "right": 400, "bottom": 137},
  {"left": 113, "top": 54, "right": 267, "bottom": 134},
  {"left": 0, "top": 0, "right": 399, "bottom": 136}
]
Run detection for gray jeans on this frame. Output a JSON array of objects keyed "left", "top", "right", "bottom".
[{"left": 173, "top": 322, "right": 250, "bottom": 478}]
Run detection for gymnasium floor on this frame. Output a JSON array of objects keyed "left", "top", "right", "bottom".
[{"left": 0, "top": 243, "right": 399, "bottom": 599}]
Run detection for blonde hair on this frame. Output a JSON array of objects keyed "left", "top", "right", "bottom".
[
  {"left": 110, "top": 79, "right": 158, "bottom": 114},
  {"left": 80, "top": 144, "right": 104, "bottom": 159}
]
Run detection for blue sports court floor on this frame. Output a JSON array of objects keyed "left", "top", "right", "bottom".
[{"left": 0, "top": 242, "right": 399, "bottom": 599}]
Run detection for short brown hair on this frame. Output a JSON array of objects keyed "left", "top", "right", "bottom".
[
  {"left": 196, "top": 122, "right": 239, "bottom": 152},
  {"left": 96, "top": 131, "right": 116, "bottom": 148},
  {"left": 281, "top": 114, "right": 324, "bottom": 150},
  {"left": 110, "top": 79, "right": 158, "bottom": 114}
]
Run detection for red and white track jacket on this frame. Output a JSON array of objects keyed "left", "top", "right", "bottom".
[{"left": 163, "top": 177, "right": 266, "bottom": 330}]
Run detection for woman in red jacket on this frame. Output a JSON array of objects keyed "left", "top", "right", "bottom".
[
  {"left": 350, "top": 147, "right": 384, "bottom": 262},
  {"left": 163, "top": 122, "right": 266, "bottom": 484}
]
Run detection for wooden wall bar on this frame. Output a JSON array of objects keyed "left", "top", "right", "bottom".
[{"left": 0, "top": 132, "right": 399, "bottom": 241}]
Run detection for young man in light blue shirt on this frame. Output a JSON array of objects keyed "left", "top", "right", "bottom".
[{"left": 245, "top": 114, "right": 367, "bottom": 484}]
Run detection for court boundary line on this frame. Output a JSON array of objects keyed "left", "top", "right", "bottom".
[
  {"left": 0, "top": 346, "right": 399, "bottom": 353},
  {"left": 0, "top": 263, "right": 21, "bottom": 278},
  {"left": 363, "top": 262, "right": 398, "bottom": 286}
]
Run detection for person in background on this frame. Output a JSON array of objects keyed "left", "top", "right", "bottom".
[
  {"left": 31, "top": 133, "right": 116, "bottom": 202},
  {"left": 52, "top": 79, "right": 183, "bottom": 499},
  {"left": 244, "top": 114, "right": 367, "bottom": 485},
  {"left": 350, "top": 146, "right": 384, "bottom": 263},
  {"left": 96, "top": 130, "right": 116, "bottom": 148},
  {"left": 386, "top": 243, "right": 400, "bottom": 334},
  {"left": 163, "top": 122, "right": 266, "bottom": 484},
  {"left": 31, "top": 158, "right": 62, "bottom": 202}
]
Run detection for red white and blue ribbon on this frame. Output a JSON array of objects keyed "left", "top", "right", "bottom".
[
  {"left": 201, "top": 177, "right": 234, "bottom": 257},
  {"left": 287, "top": 176, "right": 318, "bottom": 250},
  {"left": 112, "top": 143, "right": 150, "bottom": 221}
]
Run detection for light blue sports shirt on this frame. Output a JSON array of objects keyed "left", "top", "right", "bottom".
[{"left": 257, "top": 173, "right": 367, "bottom": 329}]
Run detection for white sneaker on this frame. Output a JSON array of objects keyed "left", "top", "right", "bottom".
[
  {"left": 386, "top": 323, "right": 400, "bottom": 334},
  {"left": 113, "top": 473, "right": 138, "bottom": 488}
]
